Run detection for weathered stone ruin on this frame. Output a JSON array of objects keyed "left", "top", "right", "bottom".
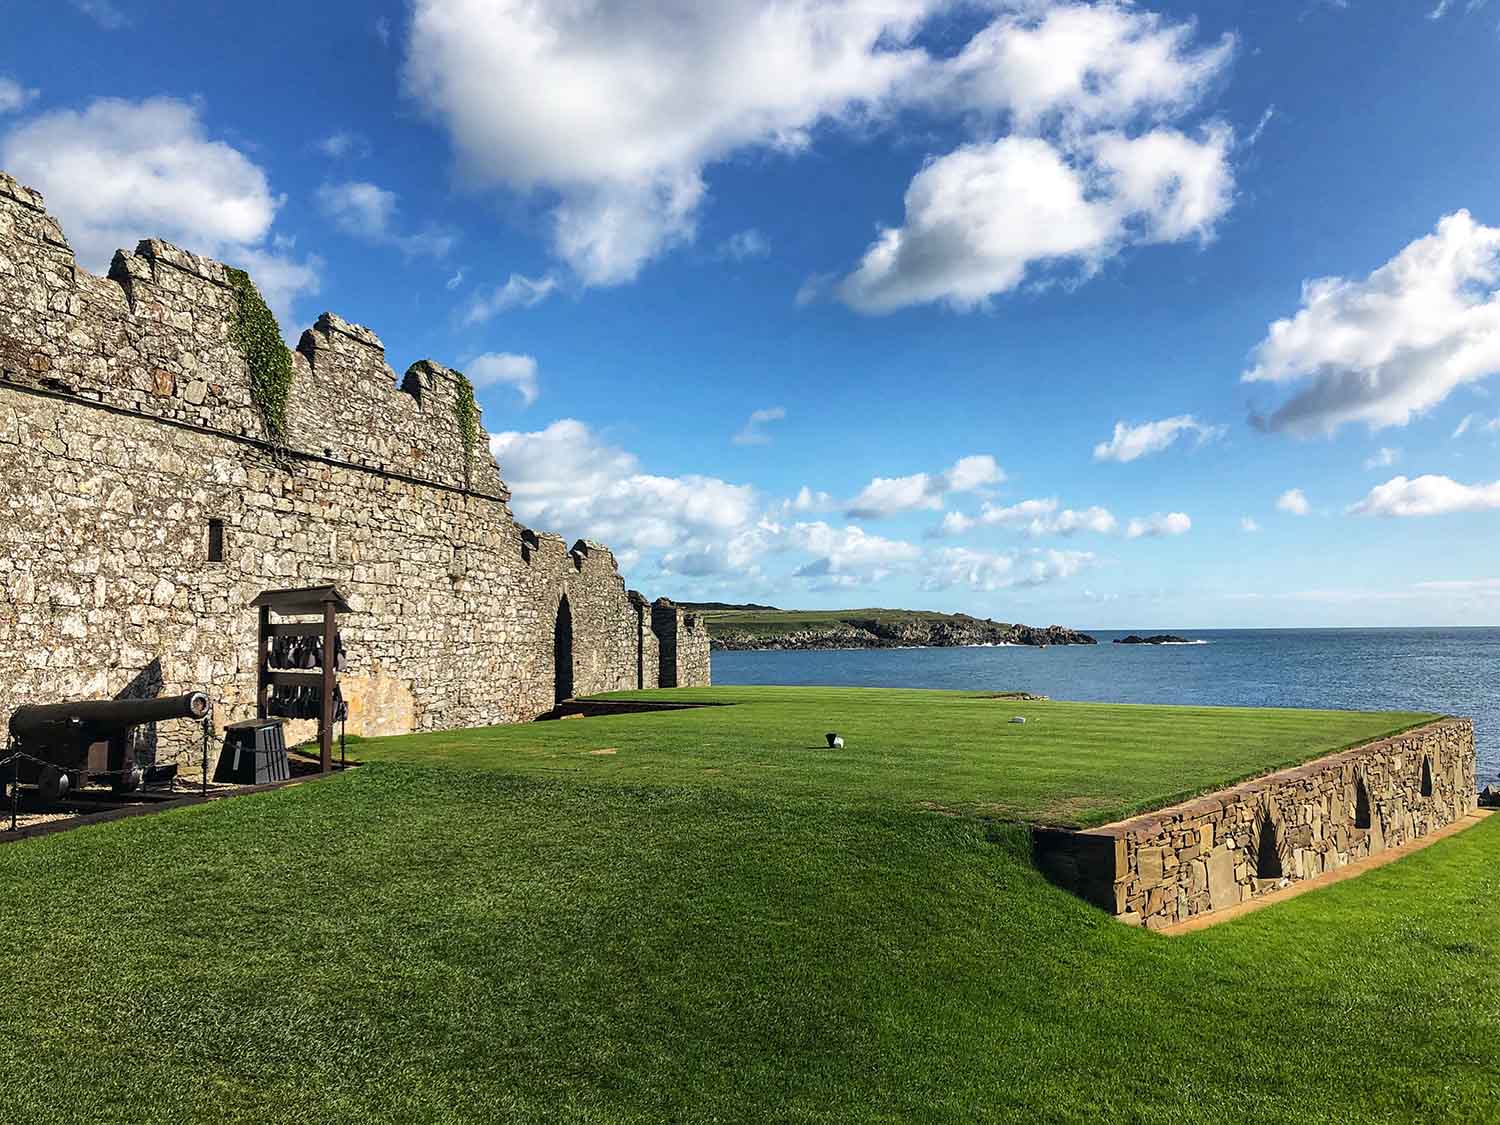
[
  {"left": 1036, "top": 718, "right": 1478, "bottom": 928},
  {"left": 0, "top": 170, "right": 710, "bottom": 770}
]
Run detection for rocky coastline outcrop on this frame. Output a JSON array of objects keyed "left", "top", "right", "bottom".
[
  {"left": 1113, "top": 634, "right": 1193, "bottom": 645},
  {"left": 711, "top": 617, "right": 1096, "bottom": 651}
]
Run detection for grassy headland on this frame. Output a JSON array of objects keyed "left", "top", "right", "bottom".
[{"left": 685, "top": 605, "right": 1096, "bottom": 648}]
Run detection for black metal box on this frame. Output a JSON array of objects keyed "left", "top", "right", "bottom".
[{"left": 214, "top": 719, "right": 290, "bottom": 785}]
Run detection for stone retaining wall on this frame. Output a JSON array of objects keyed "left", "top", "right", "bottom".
[
  {"left": 1035, "top": 718, "right": 1477, "bottom": 929},
  {"left": 0, "top": 170, "right": 710, "bottom": 772}
]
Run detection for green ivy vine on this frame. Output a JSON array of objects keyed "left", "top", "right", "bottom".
[
  {"left": 452, "top": 369, "right": 479, "bottom": 482},
  {"left": 227, "top": 266, "right": 293, "bottom": 443}
]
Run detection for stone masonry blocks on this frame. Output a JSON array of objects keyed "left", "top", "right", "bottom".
[
  {"left": 1037, "top": 719, "right": 1476, "bottom": 929},
  {"left": 0, "top": 170, "right": 711, "bottom": 773}
]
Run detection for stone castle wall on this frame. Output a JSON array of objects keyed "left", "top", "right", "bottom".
[
  {"left": 1035, "top": 718, "right": 1477, "bottom": 929},
  {"left": 0, "top": 170, "right": 709, "bottom": 769}
]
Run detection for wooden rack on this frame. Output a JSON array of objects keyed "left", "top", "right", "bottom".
[{"left": 250, "top": 584, "right": 353, "bottom": 773}]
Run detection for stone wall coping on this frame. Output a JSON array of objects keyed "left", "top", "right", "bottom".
[
  {"left": 135, "top": 239, "right": 231, "bottom": 286},
  {"left": 0, "top": 171, "right": 46, "bottom": 212},
  {"left": 1083, "top": 716, "right": 1469, "bottom": 839},
  {"left": 314, "top": 311, "right": 385, "bottom": 351}
]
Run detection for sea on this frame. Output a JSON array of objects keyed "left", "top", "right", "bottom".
[{"left": 712, "top": 628, "right": 1500, "bottom": 787}]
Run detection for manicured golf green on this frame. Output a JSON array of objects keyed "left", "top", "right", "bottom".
[
  {"left": 356, "top": 687, "right": 1435, "bottom": 827},
  {"left": 0, "top": 763, "right": 1494, "bottom": 1122}
]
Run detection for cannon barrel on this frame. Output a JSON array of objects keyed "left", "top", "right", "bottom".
[{"left": 8, "top": 692, "right": 210, "bottom": 741}]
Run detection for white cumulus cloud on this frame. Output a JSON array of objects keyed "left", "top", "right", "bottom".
[
  {"left": 837, "top": 2, "right": 1236, "bottom": 314},
  {"left": 965, "top": 497, "right": 1119, "bottom": 537},
  {"left": 1243, "top": 211, "right": 1500, "bottom": 435},
  {"left": 404, "top": 0, "right": 1238, "bottom": 299},
  {"left": 317, "top": 131, "right": 370, "bottom": 159},
  {"left": 467, "top": 353, "right": 539, "bottom": 406},
  {"left": 1124, "top": 511, "right": 1192, "bottom": 538},
  {"left": 462, "top": 273, "right": 559, "bottom": 324},
  {"left": 491, "top": 419, "right": 760, "bottom": 574},
  {"left": 1348, "top": 474, "right": 1500, "bottom": 517},
  {"left": 789, "top": 521, "right": 923, "bottom": 585},
  {"left": 1093, "top": 414, "right": 1226, "bottom": 462},
  {"left": 317, "top": 180, "right": 454, "bottom": 258},
  {"left": 921, "top": 546, "right": 1094, "bottom": 591},
  {"left": 722, "top": 228, "right": 771, "bottom": 261},
  {"left": 1277, "top": 488, "right": 1311, "bottom": 515},
  {"left": 0, "top": 95, "right": 320, "bottom": 330},
  {"left": 1363, "top": 446, "right": 1400, "bottom": 470},
  {"left": 837, "top": 125, "right": 1233, "bottom": 313},
  {"left": 931, "top": 2, "right": 1233, "bottom": 131},
  {"left": 845, "top": 453, "right": 1003, "bottom": 518},
  {"left": 0, "top": 77, "right": 38, "bottom": 115},
  {"left": 405, "top": 0, "right": 934, "bottom": 285},
  {"left": 783, "top": 486, "right": 835, "bottom": 514}
]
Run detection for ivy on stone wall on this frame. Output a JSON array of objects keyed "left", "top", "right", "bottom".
[
  {"left": 227, "top": 267, "right": 293, "bottom": 443},
  {"left": 452, "top": 369, "right": 479, "bottom": 482}
]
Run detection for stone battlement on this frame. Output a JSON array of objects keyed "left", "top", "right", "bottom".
[{"left": 0, "top": 170, "right": 500, "bottom": 498}]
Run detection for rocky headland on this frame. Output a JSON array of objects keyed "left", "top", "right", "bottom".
[{"left": 703, "top": 611, "right": 1096, "bottom": 651}]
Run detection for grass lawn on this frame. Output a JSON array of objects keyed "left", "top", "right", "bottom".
[
  {"left": 0, "top": 764, "right": 1495, "bottom": 1122},
  {"left": 0, "top": 688, "right": 1483, "bottom": 1122},
  {"left": 355, "top": 687, "right": 1435, "bottom": 827}
]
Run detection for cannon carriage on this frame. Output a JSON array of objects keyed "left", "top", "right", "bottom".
[{"left": 6, "top": 692, "right": 209, "bottom": 800}]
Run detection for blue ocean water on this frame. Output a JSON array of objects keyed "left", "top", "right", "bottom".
[{"left": 712, "top": 628, "right": 1500, "bottom": 786}]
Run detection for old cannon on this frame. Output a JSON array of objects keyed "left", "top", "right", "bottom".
[{"left": 6, "top": 692, "right": 210, "bottom": 799}]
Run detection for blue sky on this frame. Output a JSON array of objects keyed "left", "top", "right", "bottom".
[{"left": 5, "top": 0, "right": 1500, "bottom": 627}]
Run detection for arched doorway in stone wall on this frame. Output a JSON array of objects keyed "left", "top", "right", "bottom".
[{"left": 554, "top": 594, "right": 575, "bottom": 706}]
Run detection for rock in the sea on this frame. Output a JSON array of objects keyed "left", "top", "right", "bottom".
[{"left": 1113, "top": 634, "right": 1193, "bottom": 645}]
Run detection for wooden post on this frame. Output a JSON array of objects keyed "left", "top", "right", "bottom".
[
  {"left": 320, "top": 598, "right": 336, "bottom": 774},
  {"left": 256, "top": 605, "right": 270, "bottom": 720}
]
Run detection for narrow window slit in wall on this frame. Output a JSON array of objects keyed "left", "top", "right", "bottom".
[
  {"left": 207, "top": 518, "right": 224, "bottom": 563},
  {"left": 1254, "top": 814, "right": 1283, "bottom": 880},
  {"left": 1354, "top": 774, "right": 1373, "bottom": 830},
  {"left": 554, "top": 595, "right": 574, "bottom": 706},
  {"left": 1421, "top": 755, "right": 1434, "bottom": 798}
]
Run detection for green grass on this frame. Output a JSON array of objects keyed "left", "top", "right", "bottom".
[
  {"left": 0, "top": 764, "right": 1495, "bottom": 1122},
  {"left": 355, "top": 687, "right": 1434, "bottom": 828}
]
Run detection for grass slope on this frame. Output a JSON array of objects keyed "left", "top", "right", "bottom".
[
  {"left": 357, "top": 687, "right": 1434, "bottom": 827},
  {"left": 0, "top": 766, "right": 1495, "bottom": 1122}
]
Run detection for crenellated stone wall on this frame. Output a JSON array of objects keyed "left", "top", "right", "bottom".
[
  {"left": 1035, "top": 718, "right": 1477, "bottom": 929},
  {"left": 0, "top": 170, "right": 709, "bottom": 771}
]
